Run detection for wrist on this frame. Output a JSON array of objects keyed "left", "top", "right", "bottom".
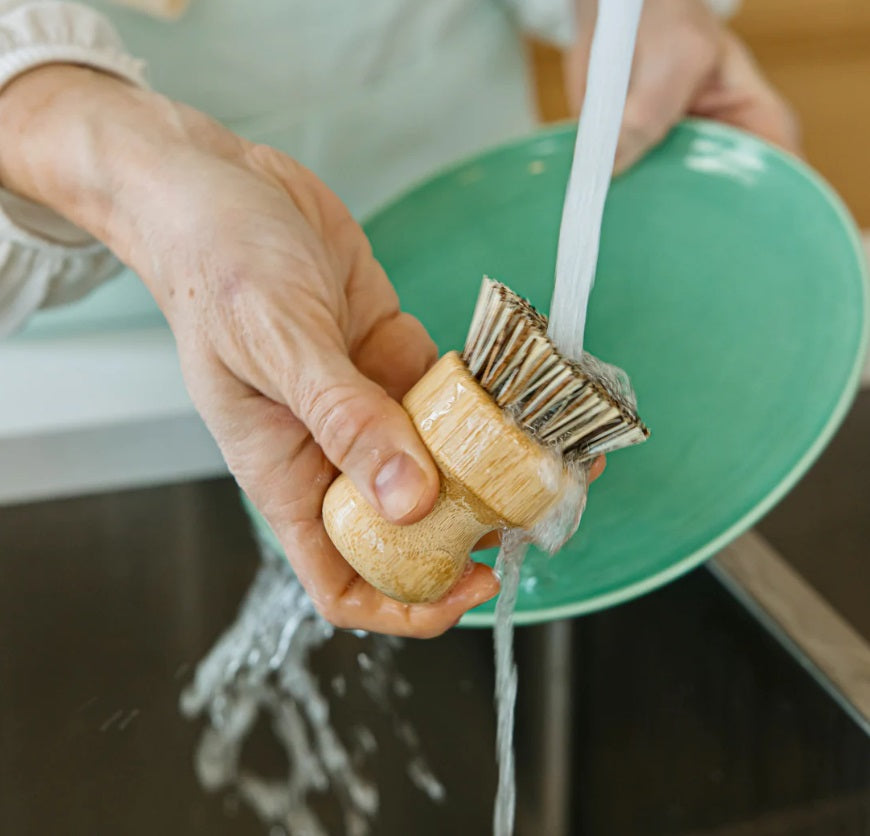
[{"left": 0, "top": 65, "right": 232, "bottom": 260}]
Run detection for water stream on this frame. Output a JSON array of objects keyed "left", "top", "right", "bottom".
[
  {"left": 492, "top": 2, "right": 644, "bottom": 831},
  {"left": 547, "top": 0, "right": 644, "bottom": 358},
  {"left": 491, "top": 532, "right": 530, "bottom": 836},
  {"left": 180, "top": 537, "right": 443, "bottom": 835}
]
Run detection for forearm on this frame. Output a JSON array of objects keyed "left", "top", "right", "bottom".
[{"left": 0, "top": 65, "right": 232, "bottom": 266}]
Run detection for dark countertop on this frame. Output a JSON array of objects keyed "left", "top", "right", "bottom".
[
  {"left": 1, "top": 399, "right": 869, "bottom": 835},
  {"left": 757, "top": 391, "right": 870, "bottom": 642}
]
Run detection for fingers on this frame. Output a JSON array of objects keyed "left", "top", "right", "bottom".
[
  {"left": 588, "top": 453, "right": 607, "bottom": 482},
  {"left": 190, "top": 299, "right": 439, "bottom": 524},
  {"left": 475, "top": 531, "right": 502, "bottom": 551},
  {"left": 615, "top": 21, "right": 720, "bottom": 173},
  {"left": 566, "top": 1, "right": 798, "bottom": 175},
  {"left": 259, "top": 427, "right": 498, "bottom": 638},
  {"left": 567, "top": 2, "right": 720, "bottom": 174},
  {"left": 692, "top": 33, "right": 801, "bottom": 156},
  {"left": 237, "top": 163, "right": 441, "bottom": 524},
  {"left": 352, "top": 310, "right": 438, "bottom": 403},
  {"left": 287, "top": 347, "right": 440, "bottom": 525},
  {"left": 189, "top": 363, "right": 498, "bottom": 637},
  {"left": 304, "top": 546, "right": 501, "bottom": 639}
]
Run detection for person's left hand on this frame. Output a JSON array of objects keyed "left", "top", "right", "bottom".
[{"left": 564, "top": 0, "right": 802, "bottom": 173}]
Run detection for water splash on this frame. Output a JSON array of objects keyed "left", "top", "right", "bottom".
[{"left": 180, "top": 537, "right": 443, "bottom": 834}]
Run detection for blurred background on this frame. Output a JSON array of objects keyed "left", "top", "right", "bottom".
[{"left": 1, "top": 3, "right": 868, "bottom": 834}]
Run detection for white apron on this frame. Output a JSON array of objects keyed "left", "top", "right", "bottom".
[{"left": 90, "top": 0, "right": 539, "bottom": 216}]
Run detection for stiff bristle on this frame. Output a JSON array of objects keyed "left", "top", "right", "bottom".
[{"left": 462, "top": 277, "right": 649, "bottom": 461}]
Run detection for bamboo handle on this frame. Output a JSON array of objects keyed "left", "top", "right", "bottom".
[
  {"left": 322, "top": 474, "right": 498, "bottom": 604},
  {"left": 322, "top": 352, "right": 570, "bottom": 604}
]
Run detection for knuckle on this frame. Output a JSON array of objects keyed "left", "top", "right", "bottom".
[
  {"left": 300, "top": 384, "right": 386, "bottom": 470},
  {"left": 245, "top": 141, "right": 300, "bottom": 177}
]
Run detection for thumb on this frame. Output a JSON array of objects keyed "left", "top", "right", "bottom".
[{"left": 290, "top": 349, "right": 440, "bottom": 525}]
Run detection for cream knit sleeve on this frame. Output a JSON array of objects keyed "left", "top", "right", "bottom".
[
  {"left": 0, "top": 1, "right": 147, "bottom": 337},
  {"left": 504, "top": 0, "right": 742, "bottom": 47}
]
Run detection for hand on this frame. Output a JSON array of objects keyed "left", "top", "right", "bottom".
[
  {"left": 0, "top": 66, "right": 501, "bottom": 636},
  {"left": 565, "top": 0, "right": 801, "bottom": 173},
  {"left": 0, "top": 67, "right": 605, "bottom": 636},
  {"left": 151, "top": 155, "right": 605, "bottom": 633}
]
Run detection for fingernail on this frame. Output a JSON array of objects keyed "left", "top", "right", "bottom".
[
  {"left": 482, "top": 568, "right": 501, "bottom": 599},
  {"left": 473, "top": 585, "right": 500, "bottom": 608},
  {"left": 469, "top": 567, "right": 501, "bottom": 604},
  {"left": 446, "top": 565, "right": 500, "bottom": 607},
  {"left": 374, "top": 452, "right": 428, "bottom": 521}
]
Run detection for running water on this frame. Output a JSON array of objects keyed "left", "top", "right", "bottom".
[
  {"left": 491, "top": 470, "right": 590, "bottom": 836},
  {"left": 180, "top": 537, "right": 443, "bottom": 836},
  {"left": 547, "top": 0, "right": 644, "bottom": 358},
  {"left": 493, "top": 2, "right": 644, "bottom": 833},
  {"left": 491, "top": 531, "right": 529, "bottom": 836}
]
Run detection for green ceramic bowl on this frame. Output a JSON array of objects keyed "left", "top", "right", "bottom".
[{"left": 248, "top": 119, "right": 868, "bottom": 626}]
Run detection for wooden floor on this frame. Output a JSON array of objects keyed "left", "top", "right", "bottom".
[{"left": 531, "top": 0, "right": 870, "bottom": 227}]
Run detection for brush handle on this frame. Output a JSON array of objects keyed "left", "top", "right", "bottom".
[
  {"left": 322, "top": 472, "right": 498, "bottom": 604},
  {"left": 322, "top": 352, "right": 569, "bottom": 604}
]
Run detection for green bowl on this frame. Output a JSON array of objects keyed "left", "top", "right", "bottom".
[{"left": 248, "top": 120, "right": 868, "bottom": 626}]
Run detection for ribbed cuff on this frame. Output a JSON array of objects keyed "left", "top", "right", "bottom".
[
  {"left": 0, "top": 1, "right": 148, "bottom": 93},
  {"left": 0, "top": 40, "right": 147, "bottom": 92}
]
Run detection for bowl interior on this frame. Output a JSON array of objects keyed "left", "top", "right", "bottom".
[{"left": 250, "top": 120, "right": 868, "bottom": 626}]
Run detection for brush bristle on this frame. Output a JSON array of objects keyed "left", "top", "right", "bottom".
[{"left": 462, "top": 277, "right": 649, "bottom": 461}]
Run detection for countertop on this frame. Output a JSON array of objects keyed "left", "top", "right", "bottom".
[{"left": 2, "top": 424, "right": 869, "bottom": 834}]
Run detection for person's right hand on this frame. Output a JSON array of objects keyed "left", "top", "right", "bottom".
[{"left": 0, "top": 66, "right": 506, "bottom": 636}]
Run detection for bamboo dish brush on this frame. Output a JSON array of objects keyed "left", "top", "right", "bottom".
[{"left": 322, "top": 277, "right": 649, "bottom": 604}]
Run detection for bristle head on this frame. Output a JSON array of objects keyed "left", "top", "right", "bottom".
[{"left": 462, "top": 277, "right": 649, "bottom": 462}]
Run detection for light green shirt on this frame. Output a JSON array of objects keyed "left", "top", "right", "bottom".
[{"left": 87, "top": 0, "right": 539, "bottom": 216}]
